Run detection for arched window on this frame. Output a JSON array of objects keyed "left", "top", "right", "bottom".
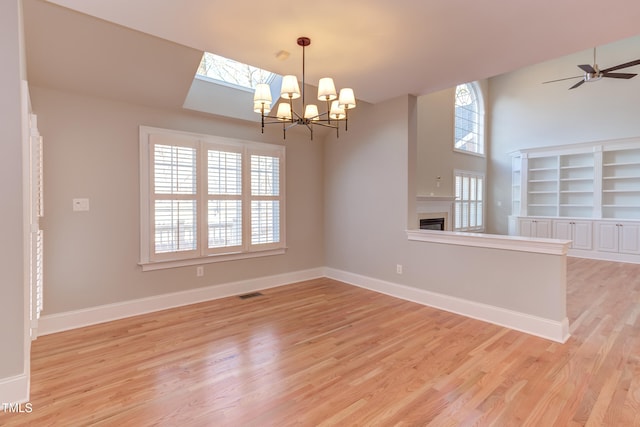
[{"left": 454, "top": 82, "right": 484, "bottom": 155}]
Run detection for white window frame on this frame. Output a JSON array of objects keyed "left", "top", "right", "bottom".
[
  {"left": 454, "top": 169, "right": 485, "bottom": 232},
  {"left": 453, "top": 81, "right": 485, "bottom": 157},
  {"left": 139, "top": 126, "right": 285, "bottom": 271}
]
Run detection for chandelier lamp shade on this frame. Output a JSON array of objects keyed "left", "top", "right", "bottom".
[{"left": 253, "top": 37, "right": 356, "bottom": 140}]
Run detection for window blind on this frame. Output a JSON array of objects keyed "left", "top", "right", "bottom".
[{"left": 454, "top": 170, "right": 484, "bottom": 232}]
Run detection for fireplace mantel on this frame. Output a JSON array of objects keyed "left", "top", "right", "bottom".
[{"left": 416, "top": 195, "right": 455, "bottom": 202}]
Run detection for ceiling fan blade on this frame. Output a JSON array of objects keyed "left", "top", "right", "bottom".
[
  {"left": 569, "top": 80, "right": 585, "bottom": 90},
  {"left": 601, "top": 59, "right": 640, "bottom": 73},
  {"left": 578, "top": 64, "right": 596, "bottom": 73},
  {"left": 602, "top": 72, "right": 637, "bottom": 79},
  {"left": 542, "top": 75, "right": 583, "bottom": 84}
]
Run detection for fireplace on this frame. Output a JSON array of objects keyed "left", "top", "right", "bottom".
[
  {"left": 416, "top": 196, "right": 454, "bottom": 231},
  {"left": 420, "top": 217, "right": 445, "bottom": 231}
]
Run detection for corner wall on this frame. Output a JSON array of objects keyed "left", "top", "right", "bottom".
[
  {"left": 324, "top": 95, "right": 567, "bottom": 341},
  {"left": 32, "top": 86, "right": 325, "bottom": 316},
  {"left": 0, "top": 0, "right": 27, "bottom": 403},
  {"left": 416, "top": 81, "right": 487, "bottom": 198}
]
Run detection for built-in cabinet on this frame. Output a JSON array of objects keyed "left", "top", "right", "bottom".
[
  {"left": 511, "top": 138, "right": 640, "bottom": 263},
  {"left": 595, "top": 221, "right": 640, "bottom": 255},
  {"left": 518, "top": 218, "right": 552, "bottom": 238},
  {"left": 553, "top": 219, "right": 593, "bottom": 250}
]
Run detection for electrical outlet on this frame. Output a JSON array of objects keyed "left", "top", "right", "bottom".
[
  {"left": 396, "top": 264, "right": 403, "bottom": 275},
  {"left": 196, "top": 266, "right": 204, "bottom": 277}
]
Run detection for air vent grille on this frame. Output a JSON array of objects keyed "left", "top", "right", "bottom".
[{"left": 238, "top": 292, "right": 263, "bottom": 300}]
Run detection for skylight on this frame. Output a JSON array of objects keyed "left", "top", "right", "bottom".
[{"left": 196, "top": 52, "right": 277, "bottom": 91}]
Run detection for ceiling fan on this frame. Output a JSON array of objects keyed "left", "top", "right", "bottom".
[{"left": 543, "top": 48, "right": 640, "bottom": 89}]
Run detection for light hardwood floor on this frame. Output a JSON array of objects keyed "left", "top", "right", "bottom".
[{"left": 2, "top": 258, "right": 640, "bottom": 426}]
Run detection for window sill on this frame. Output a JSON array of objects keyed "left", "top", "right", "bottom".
[
  {"left": 453, "top": 148, "right": 486, "bottom": 158},
  {"left": 139, "top": 248, "right": 287, "bottom": 271}
]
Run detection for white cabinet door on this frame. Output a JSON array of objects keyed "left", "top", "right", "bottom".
[
  {"left": 596, "top": 222, "right": 619, "bottom": 253},
  {"left": 553, "top": 220, "right": 572, "bottom": 241},
  {"left": 518, "top": 219, "right": 534, "bottom": 238},
  {"left": 519, "top": 218, "right": 552, "bottom": 238},
  {"left": 533, "top": 219, "right": 552, "bottom": 238},
  {"left": 572, "top": 221, "right": 593, "bottom": 250},
  {"left": 553, "top": 220, "right": 592, "bottom": 250},
  {"left": 619, "top": 222, "right": 640, "bottom": 255}
]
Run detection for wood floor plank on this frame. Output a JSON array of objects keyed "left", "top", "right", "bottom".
[{"left": 2, "top": 259, "right": 640, "bottom": 425}]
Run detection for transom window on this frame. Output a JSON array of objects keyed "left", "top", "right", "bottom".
[
  {"left": 454, "top": 170, "right": 484, "bottom": 232},
  {"left": 454, "top": 82, "right": 484, "bottom": 155},
  {"left": 196, "top": 52, "right": 276, "bottom": 90},
  {"left": 139, "top": 127, "right": 285, "bottom": 269}
]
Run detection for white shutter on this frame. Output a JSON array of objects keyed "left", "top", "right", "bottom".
[
  {"left": 29, "top": 114, "right": 44, "bottom": 339},
  {"left": 454, "top": 170, "right": 485, "bottom": 232},
  {"left": 249, "top": 153, "right": 282, "bottom": 248},
  {"left": 207, "top": 148, "right": 243, "bottom": 253},
  {"left": 150, "top": 137, "right": 199, "bottom": 260}
]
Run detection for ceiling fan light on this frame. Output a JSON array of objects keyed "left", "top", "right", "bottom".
[
  {"left": 280, "top": 75, "right": 301, "bottom": 99},
  {"left": 338, "top": 88, "right": 356, "bottom": 109},
  {"left": 317, "top": 77, "right": 337, "bottom": 101},
  {"left": 304, "top": 104, "right": 319, "bottom": 120},
  {"left": 276, "top": 102, "right": 292, "bottom": 121},
  {"left": 330, "top": 100, "right": 346, "bottom": 120}
]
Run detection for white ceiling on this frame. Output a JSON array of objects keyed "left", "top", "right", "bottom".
[{"left": 32, "top": 0, "right": 640, "bottom": 105}]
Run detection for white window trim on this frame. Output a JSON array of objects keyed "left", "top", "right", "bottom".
[
  {"left": 453, "top": 169, "right": 485, "bottom": 233},
  {"left": 453, "top": 81, "right": 485, "bottom": 158},
  {"left": 453, "top": 147, "right": 486, "bottom": 158},
  {"left": 139, "top": 126, "right": 286, "bottom": 271}
]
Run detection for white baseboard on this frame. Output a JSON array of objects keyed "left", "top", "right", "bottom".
[
  {"left": 39, "top": 268, "right": 324, "bottom": 335},
  {"left": 568, "top": 249, "right": 640, "bottom": 264},
  {"left": 39, "top": 266, "right": 570, "bottom": 343},
  {"left": 0, "top": 373, "right": 29, "bottom": 404},
  {"left": 325, "top": 268, "right": 570, "bottom": 343}
]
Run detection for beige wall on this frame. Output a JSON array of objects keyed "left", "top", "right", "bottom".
[
  {"left": 416, "top": 81, "right": 487, "bottom": 198},
  {"left": 0, "top": 0, "right": 26, "bottom": 395},
  {"left": 324, "top": 95, "right": 566, "bottom": 323},
  {"left": 33, "top": 86, "right": 325, "bottom": 315},
  {"left": 488, "top": 36, "right": 640, "bottom": 235}
]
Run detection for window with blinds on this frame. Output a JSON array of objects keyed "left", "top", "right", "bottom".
[
  {"left": 251, "top": 155, "right": 280, "bottom": 246},
  {"left": 140, "top": 127, "right": 285, "bottom": 266},
  {"left": 454, "top": 170, "right": 484, "bottom": 232},
  {"left": 208, "top": 149, "right": 242, "bottom": 252},
  {"left": 153, "top": 143, "right": 198, "bottom": 255}
]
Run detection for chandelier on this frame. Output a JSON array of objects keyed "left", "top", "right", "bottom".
[{"left": 253, "top": 37, "right": 356, "bottom": 140}]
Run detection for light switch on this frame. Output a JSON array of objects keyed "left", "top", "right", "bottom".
[{"left": 73, "top": 198, "right": 90, "bottom": 212}]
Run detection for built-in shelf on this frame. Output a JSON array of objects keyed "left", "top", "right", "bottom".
[
  {"left": 560, "top": 190, "right": 593, "bottom": 194},
  {"left": 513, "top": 139, "right": 640, "bottom": 220}
]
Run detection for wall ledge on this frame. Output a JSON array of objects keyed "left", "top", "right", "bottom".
[{"left": 407, "top": 229, "right": 571, "bottom": 255}]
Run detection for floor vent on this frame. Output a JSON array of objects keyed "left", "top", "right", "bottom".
[{"left": 238, "top": 292, "right": 264, "bottom": 300}]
